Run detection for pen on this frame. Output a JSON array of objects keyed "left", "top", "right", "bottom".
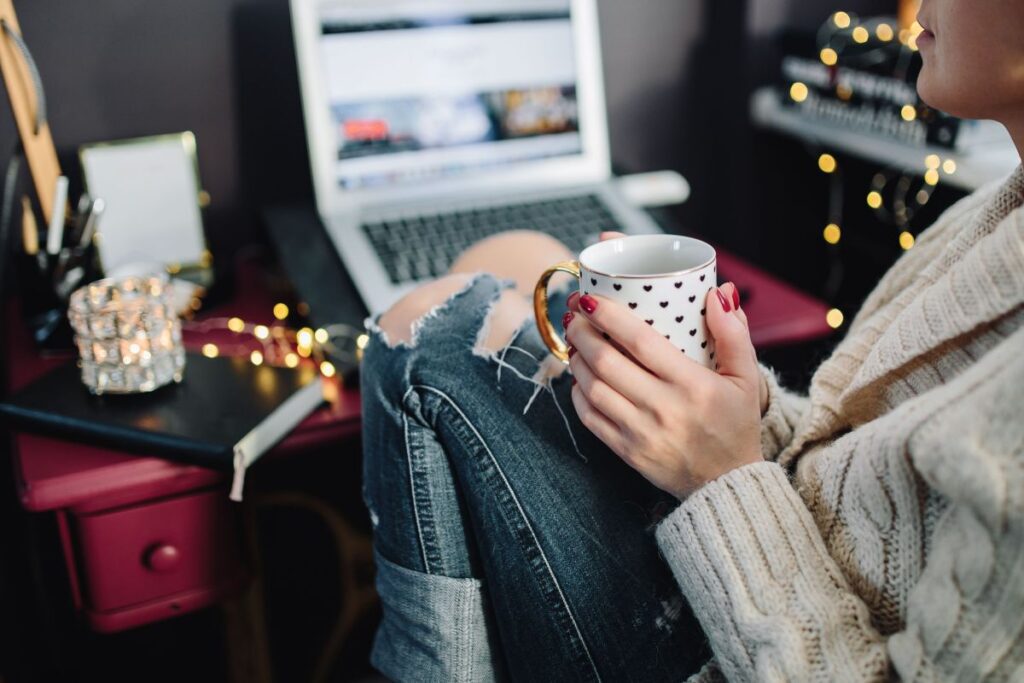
[
  {"left": 46, "top": 175, "right": 68, "bottom": 255},
  {"left": 78, "top": 197, "right": 104, "bottom": 247}
]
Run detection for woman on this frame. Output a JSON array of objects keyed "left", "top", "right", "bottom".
[{"left": 359, "top": 0, "right": 1024, "bottom": 679}]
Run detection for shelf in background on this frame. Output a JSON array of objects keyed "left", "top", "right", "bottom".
[{"left": 751, "top": 87, "right": 1020, "bottom": 192}]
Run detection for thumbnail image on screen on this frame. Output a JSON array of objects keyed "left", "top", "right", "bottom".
[{"left": 333, "top": 86, "right": 579, "bottom": 160}]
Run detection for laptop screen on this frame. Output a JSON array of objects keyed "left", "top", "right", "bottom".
[{"left": 316, "top": 1, "right": 581, "bottom": 190}]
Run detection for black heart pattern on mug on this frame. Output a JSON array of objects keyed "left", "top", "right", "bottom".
[
  {"left": 591, "top": 278, "right": 597, "bottom": 286},
  {"left": 603, "top": 265, "right": 714, "bottom": 368}
]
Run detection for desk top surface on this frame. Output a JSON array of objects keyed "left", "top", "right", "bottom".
[{"left": 6, "top": 243, "right": 831, "bottom": 513}]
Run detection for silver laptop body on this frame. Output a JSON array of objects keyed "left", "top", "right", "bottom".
[{"left": 292, "top": 0, "right": 662, "bottom": 314}]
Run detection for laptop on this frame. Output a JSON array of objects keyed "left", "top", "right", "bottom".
[{"left": 291, "top": 0, "right": 663, "bottom": 314}]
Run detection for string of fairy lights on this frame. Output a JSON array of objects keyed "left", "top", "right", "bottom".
[
  {"left": 787, "top": 11, "right": 960, "bottom": 330},
  {"left": 181, "top": 301, "right": 369, "bottom": 377}
]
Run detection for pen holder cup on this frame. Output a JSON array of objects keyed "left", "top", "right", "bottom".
[{"left": 16, "top": 205, "right": 102, "bottom": 350}]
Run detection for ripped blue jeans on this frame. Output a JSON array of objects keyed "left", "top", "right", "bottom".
[{"left": 360, "top": 274, "right": 709, "bottom": 682}]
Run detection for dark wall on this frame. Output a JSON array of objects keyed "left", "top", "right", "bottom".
[{"left": 0, "top": 0, "right": 895, "bottom": 261}]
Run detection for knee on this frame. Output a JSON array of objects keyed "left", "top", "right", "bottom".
[
  {"left": 377, "top": 274, "right": 476, "bottom": 347},
  {"left": 450, "top": 230, "right": 573, "bottom": 297},
  {"left": 376, "top": 274, "right": 533, "bottom": 353}
]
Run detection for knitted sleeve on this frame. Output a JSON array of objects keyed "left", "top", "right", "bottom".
[
  {"left": 657, "top": 353, "right": 1024, "bottom": 681},
  {"left": 757, "top": 365, "right": 809, "bottom": 461}
]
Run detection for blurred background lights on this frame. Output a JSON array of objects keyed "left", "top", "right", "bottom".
[
  {"left": 314, "top": 328, "right": 329, "bottom": 344},
  {"left": 823, "top": 223, "right": 842, "bottom": 244},
  {"left": 924, "top": 168, "right": 940, "bottom": 186},
  {"left": 273, "top": 303, "right": 289, "bottom": 320},
  {"left": 867, "top": 191, "right": 883, "bottom": 209},
  {"left": 250, "top": 350, "right": 264, "bottom": 366},
  {"left": 818, "top": 153, "right": 837, "bottom": 173},
  {"left": 851, "top": 26, "right": 869, "bottom": 43},
  {"left": 899, "top": 231, "right": 916, "bottom": 250},
  {"left": 253, "top": 324, "right": 270, "bottom": 340},
  {"left": 319, "top": 361, "right": 337, "bottom": 378},
  {"left": 789, "top": 82, "right": 809, "bottom": 102},
  {"left": 832, "top": 11, "right": 851, "bottom": 28},
  {"left": 942, "top": 159, "right": 957, "bottom": 174},
  {"left": 202, "top": 343, "right": 219, "bottom": 358},
  {"left": 900, "top": 105, "right": 917, "bottom": 121},
  {"left": 826, "top": 308, "right": 845, "bottom": 329},
  {"left": 820, "top": 48, "right": 838, "bottom": 66},
  {"left": 875, "top": 23, "right": 894, "bottom": 41}
]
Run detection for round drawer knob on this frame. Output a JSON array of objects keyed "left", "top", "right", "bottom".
[{"left": 145, "top": 544, "right": 181, "bottom": 573}]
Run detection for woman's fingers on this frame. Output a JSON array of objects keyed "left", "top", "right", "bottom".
[
  {"left": 599, "top": 231, "right": 626, "bottom": 242},
  {"left": 704, "top": 283, "right": 759, "bottom": 385},
  {"left": 570, "top": 381, "right": 627, "bottom": 455},
  {"left": 566, "top": 312, "right": 660, "bottom": 407},
  {"left": 574, "top": 293, "right": 700, "bottom": 384},
  {"left": 569, "top": 348, "right": 639, "bottom": 426}
]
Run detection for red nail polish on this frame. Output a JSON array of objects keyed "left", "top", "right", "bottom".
[
  {"left": 562, "top": 311, "right": 574, "bottom": 329},
  {"left": 731, "top": 287, "right": 740, "bottom": 309},
  {"left": 715, "top": 288, "right": 732, "bottom": 313},
  {"left": 572, "top": 377, "right": 577, "bottom": 386},
  {"left": 567, "top": 291, "right": 580, "bottom": 309},
  {"left": 579, "top": 294, "right": 597, "bottom": 314},
  {"left": 568, "top": 346, "right": 577, "bottom": 358}
]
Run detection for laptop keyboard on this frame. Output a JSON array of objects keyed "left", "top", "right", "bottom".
[{"left": 362, "top": 194, "right": 624, "bottom": 284}]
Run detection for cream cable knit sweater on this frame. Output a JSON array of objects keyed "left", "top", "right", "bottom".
[{"left": 656, "top": 165, "right": 1024, "bottom": 682}]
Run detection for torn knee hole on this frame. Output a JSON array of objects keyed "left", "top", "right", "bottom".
[{"left": 375, "top": 274, "right": 476, "bottom": 348}]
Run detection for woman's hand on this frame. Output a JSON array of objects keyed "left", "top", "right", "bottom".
[
  {"left": 564, "top": 233, "right": 764, "bottom": 499},
  {"left": 594, "top": 232, "right": 769, "bottom": 415}
]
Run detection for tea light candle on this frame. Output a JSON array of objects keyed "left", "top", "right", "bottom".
[{"left": 68, "top": 273, "right": 186, "bottom": 394}]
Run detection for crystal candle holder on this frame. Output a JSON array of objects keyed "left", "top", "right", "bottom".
[{"left": 68, "top": 273, "right": 186, "bottom": 395}]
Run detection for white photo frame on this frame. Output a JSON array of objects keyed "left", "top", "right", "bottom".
[{"left": 79, "top": 132, "right": 212, "bottom": 281}]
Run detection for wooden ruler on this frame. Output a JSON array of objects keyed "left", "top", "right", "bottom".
[{"left": 0, "top": 0, "right": 61, "bottom": 224}]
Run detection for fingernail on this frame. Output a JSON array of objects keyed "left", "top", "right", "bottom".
[
  {"left": 567, "top": 291, "right": 580, "bottom": 309},
  {"left": 715, "top": 288, "right": 732, "bottom": 313},
  {"left": 568, "top": 346, "right": 577, "bottom": 358},
  {"left": 572, "top": 377, "right": 577, "bottom": 386},
  {"left": 731, "top": 286, "right": 740, "bottom": 310},
  {"left": 562, "top": 311, "right": 574, "bottom": 329},
  {"left": 579, "top": 294, "right": 598, "bottom": 314}
]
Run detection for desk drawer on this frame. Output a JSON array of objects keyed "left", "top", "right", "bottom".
[{"left": 74, "top": 489, "right": 241, "bottom": 614}]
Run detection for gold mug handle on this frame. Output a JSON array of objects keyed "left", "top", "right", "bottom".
[{"left": 533, "top": 260, "right": 581, "bottom": 363}]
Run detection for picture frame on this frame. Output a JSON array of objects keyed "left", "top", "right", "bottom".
[{"left": 79, "top": 131, "right": 213, "bottom": 285}]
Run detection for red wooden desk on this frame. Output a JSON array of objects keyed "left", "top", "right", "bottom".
[{"left": 3, "top": 250, "right": 832, "bottom": 633}]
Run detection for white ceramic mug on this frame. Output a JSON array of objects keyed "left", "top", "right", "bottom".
[{"left": 534, "top": 234, "right": 717, "bottom": 367}]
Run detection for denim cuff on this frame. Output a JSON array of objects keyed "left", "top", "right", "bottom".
[{"left": 371, "top": 550, "right": 502, "bottom": 682}]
